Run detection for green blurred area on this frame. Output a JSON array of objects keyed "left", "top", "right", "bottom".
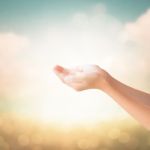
[{"left": 0, "top": 113, "right": 149, "bottom": 150}]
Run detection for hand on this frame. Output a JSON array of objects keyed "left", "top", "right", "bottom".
[{"left": 53, "top": 64, "right": 109, "bottom": 91}]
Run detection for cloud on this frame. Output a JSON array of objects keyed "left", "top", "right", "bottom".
[
  {"left": 46, "top": 4, "right": 123, "bottom": 67},
  {"left": 120, "top": 9, "right": 150, "bottom": 90},
  {"left": 0, "top": 33, "right": 29, "bottom": 58},
  {"left": 0, "top": 33, "right": 29, "bottom": 99},
  {"left": 123, "top": 9, "right": 150, "bottom": 50}
]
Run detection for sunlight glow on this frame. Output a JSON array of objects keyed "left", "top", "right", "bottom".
[
  {"left": 17, "top": 20, "right": 127, "bottom": 126},
  {"left": 1, "top": 5, "right": 132, "bottom": 126}
]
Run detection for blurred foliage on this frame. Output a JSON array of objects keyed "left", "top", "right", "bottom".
[{"left": 0, "top": 113, "right": 149, "bottom": 150}]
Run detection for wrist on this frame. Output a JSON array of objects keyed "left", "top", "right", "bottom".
[{"left": 96, "top": 70, "right": 113, "bottom": 92}]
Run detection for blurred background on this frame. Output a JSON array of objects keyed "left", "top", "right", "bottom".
[{"left": 0, "top": 0, "right": 150, "bottom": 149}]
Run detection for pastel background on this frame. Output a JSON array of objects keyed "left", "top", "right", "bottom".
[{"left": 0, "top": 0, "right": 150, "bottom": 149}]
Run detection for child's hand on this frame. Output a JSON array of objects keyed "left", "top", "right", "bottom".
[{"left": 53, "top": 64, "right": 109, "bottom": 91}]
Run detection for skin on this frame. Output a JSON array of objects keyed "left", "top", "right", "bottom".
[{"left": 53, "top": 64, "right": 150, "bottom": 130}]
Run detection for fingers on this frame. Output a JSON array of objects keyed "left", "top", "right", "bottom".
[
  {"left": 53, "top": 65, "right": 69, "bottom": 82},
  {"left": 53, "top": 65, "right": 65, "bottom": 73}
]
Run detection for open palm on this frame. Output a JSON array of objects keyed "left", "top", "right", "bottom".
[{"left": 53, "top": 64, "right": 107, "bottom": 91}]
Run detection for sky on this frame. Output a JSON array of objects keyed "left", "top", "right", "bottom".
[
  {"left": 0, "top": 0, "right": 150, "bottom": 33},
  {"left": 0, "top": 0, "right": 150, "bottom": 126}
]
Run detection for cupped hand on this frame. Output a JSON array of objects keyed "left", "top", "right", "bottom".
[{"left": 53, "top": 64, "right": 109, "bottom": 91}]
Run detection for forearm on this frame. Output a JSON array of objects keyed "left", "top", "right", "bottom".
[{"left": 100, "top": 73, "right": 150, "bottom": 129}]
